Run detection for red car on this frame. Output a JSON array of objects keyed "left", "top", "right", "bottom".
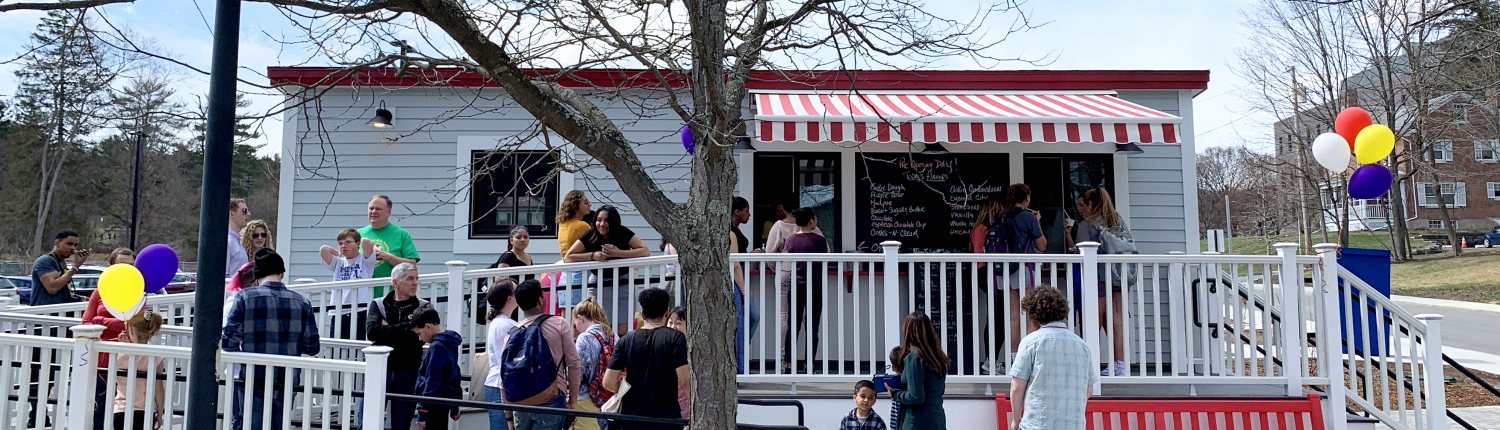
[{"left": 164, "top": 273, "right": 197, "bottom": 295}]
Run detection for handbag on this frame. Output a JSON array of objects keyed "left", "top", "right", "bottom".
[{"left": 600, "top": 379, "right": 631, "bottom": 413}]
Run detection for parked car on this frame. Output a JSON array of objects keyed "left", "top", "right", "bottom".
[
  {"left": 1484, "top": 226, "right": 1500, "bottom": 248},
  {"left": 165, "top": 272, "right": 197, "bottom": 294},
  {"left": 0, "top": 277, "right": 17, "bottom": 304},
  {"left": 71, "top": 274, "right": 100, "bottom": 298},
  {"left": 3, "top": 276, "right": 33, "bottom": 305}
]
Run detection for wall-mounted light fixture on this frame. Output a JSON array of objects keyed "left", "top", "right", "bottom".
[
  {"left": 920, "top": 142, "right": 950, "bottom": 155},
  {"left": 1115, "top": 142, "right": 1145, "bottom": 155},
  {"left": 734, "top": 136, "right": 757, "bottom": 152},
  {"left": 367, "top": 101, "right": 393, "bottom": 129}
]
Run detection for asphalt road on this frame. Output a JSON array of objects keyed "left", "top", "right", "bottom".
[{"left": 1396, "top": 303, "right": 1500, "bottom": 356}]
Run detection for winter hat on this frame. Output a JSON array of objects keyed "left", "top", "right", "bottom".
[{"left": 251, "top": 248, "right": 286, "bottom": 279}]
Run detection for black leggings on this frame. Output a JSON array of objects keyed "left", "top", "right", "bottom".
[
  {"left": 780, "top": 281, "right": 825, "bottom": 367},
  {"left": 114, "top": 411, "right": 149, "bottom": 430}
]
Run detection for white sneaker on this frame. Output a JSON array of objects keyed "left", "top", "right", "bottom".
[
  {"left": 981, "top": 359, "right": 1005, "bottom": 375},
  {"left": 1113, "top": 360, "right": 1127, "bottom": 376}
]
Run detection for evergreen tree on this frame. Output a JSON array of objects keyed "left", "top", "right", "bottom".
[{"left": 13, "top": 9, "right": 117, "bottom": 254}]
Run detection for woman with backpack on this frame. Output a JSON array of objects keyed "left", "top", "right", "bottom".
[
  {"left": 984, "top": 184, "right": 1047, "bottom": 362},
  {"left": 1064, "top": 188, "right": 1134, "bottom": 376},
  {"left": 573, "top": 297, "right": 615, "bottom": 430}
]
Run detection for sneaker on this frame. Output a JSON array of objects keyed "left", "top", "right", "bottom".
[
  {"left": 1113, "top": 360, "right": 1127, "bottom": 376},
  {"left": 981, "top": 359, "right": 1005, "bottom": 375}
]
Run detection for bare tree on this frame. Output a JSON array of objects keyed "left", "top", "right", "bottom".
[{"left": 2, "top": 0, "right": 1037, "bottom": 426}]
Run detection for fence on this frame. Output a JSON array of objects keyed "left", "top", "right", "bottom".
[{"left": 0, "top": 242, "right": 1448, "bottom": 430}]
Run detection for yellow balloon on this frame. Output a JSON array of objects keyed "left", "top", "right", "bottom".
[
  {"left": 99, "top": 263, "right": 145, "bottom": 320},
  {"left": 1354, "top": 124, "right": 1395, "bottom": 164}
]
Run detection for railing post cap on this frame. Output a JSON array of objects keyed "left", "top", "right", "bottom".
[
  {"left": 71, "top": 324, "right": 107, "bottom": 338},
  {"left": 293, "top": 278, "right": 319, "bottom": 284},
  {"left": 1167, "top": 251, "right": 1185, "bottom": 255},
  {"left": 1272, "top": 242, "right": 1300, "bottom": 249},
  {"left": 1312, "top": 243, "right": 1339, "bottom": 252},
  {"left": 878, "top": 240, "right": 902, "bottom": 247},
  {"left": 1076, "top": 241, "right": 1101, "bottom": 249},
  {"left": 1202, "top": 251, "right": 1220, "bottom": 255},
  {"left": 361, "top": 345, "right": 395, "bottom": 355},
  {"left": 445, "top": 260, "right": 470, "bottom": 268},
  {"left": 1414, "top": 314, "right": 1445, "bottom": 321}
]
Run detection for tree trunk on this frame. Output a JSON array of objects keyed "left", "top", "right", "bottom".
[
  {"left": 1429, "top": 169, "right": 1461, "bottom": 257},
  {"left": 1339, "top": 175, "right": 1350, "bottom": 248},
  {"left": 1390, "top": 167, "right": 1410, "bottom": 261}
]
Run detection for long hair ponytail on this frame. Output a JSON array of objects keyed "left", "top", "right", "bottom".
[{"left": 1081, "top": 188, "right": 1121, "bottom": 228}]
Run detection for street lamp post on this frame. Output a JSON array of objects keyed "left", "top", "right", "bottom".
[{"left": 130, "top": 131, "right": 143, "bottom": 250}]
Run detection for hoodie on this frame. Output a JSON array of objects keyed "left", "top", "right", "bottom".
[{"left": 416, "top": 330, "right": 464, "bottom": 422}]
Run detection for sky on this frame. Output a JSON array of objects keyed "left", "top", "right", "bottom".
[{"left": 0, "top": 0, "right": 1271, "bottom": 157}]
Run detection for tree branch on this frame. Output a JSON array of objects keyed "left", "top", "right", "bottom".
[{"left": 0, "top": 0, "right": 134, "bottom": 12}]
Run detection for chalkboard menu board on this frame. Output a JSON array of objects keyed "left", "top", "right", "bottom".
[{"left": 855, "top": 153, "right": 1010, "bottom": 252}]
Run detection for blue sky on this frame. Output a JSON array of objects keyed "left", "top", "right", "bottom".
[{"left": 0, "top": 0, "right": 1265, "bottom": 156}]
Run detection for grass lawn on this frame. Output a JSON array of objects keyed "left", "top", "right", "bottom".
[
  {"left": 1200, "top": 231, "right": 1395, "bottom": 255},
  {"left": 1390, "top": 250, "right": 1500, "bottom": 303}
]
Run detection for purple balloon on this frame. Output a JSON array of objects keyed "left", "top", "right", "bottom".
[
  {"left": 680, "top": 124, "right": 695, "bottom": 155},
  {"left": 1348, "top": 164, "right": 1393, "bottom": 199},
  {"left": 136, "top": 244, "right": 179, "bottom": 293}
]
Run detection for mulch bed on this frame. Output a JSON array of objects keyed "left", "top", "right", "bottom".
[{"left": 1303, "top": 358, "right": 1500, "bottom": 409}]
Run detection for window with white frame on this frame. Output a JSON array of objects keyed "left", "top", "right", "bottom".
[
  {"left": 1454, "top": 103, "right": 1469, "bottom": 123},
  {"left": 1417, "top": 182, "right": 1467, "bottom": 207},
  {"left": 1429, "top": 140, "right": 1454, "bottom": 163},
  {"left": 1489, "top": 182, "right": 1500, "bottom": 200},
  {"left": 1428, "top": 219, "right": 1445, "bottom": 230},
  {"left": 1476, "top": 139, "right": 1500, "bottom": 163}
]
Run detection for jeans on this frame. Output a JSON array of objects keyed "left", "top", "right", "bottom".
[
  {"left": 513, "top": 393, "right": 568, "bottom": 430},
  {"left": 232, "top": 384, "right": 286, "bottom": 430},
  {"left": 733, "top": 283, "right": 760, "bottom": 374},
  {"left": 359, "top": 370, "right": 418, "bottom": 430},
  {"left": 484, "top": 386, "right": 507, "bottom": 430}
]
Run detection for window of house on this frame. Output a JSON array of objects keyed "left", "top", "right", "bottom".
[
  {"left": 1430, "top": 140, "right": 1454, "bottom": 163},
  {"left": 1489, "top": 182, "right": 1500, "bottom": 200},
  {"left": 1476, "top": 139, "right": 1499, "bottom": 163},
  {"left": 1417, "top": 181, "right": 1467, "bottom": 208},
  {"left": 1454, "top": 103, "right": 1469, "bottom": 123},
  {"left": 469, "top": 150, "right": 560, "bottom": 239},
  {"left": 1428, "top": 219, "right": 1445, "bottom": 230}
]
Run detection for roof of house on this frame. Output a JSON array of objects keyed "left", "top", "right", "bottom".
[{"left": 266, "top": 67, "right": 1210, "bottom": 94}]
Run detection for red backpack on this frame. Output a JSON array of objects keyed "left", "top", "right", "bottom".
[{"left": 585, "top": 331, "right": 617, "bottom": 408}]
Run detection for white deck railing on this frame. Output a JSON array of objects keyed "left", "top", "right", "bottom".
[{"left": 0, "top": 242, "right": 1445, "bottom": 430}]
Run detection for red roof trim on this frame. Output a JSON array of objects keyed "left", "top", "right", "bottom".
[{"left": 267, "top": 67, "right": 1209, "bottom": 92}]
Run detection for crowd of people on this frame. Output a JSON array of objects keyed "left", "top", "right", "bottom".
[{"left": 19, "top": 180, "right": 1129, "bottom": 430}]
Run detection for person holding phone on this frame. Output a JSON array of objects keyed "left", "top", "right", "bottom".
[{"left": 31, "top": 229, "right": 88, "bottom": 306}]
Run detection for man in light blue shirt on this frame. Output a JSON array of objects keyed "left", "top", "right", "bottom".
[
  {"left": 226, "top": 198, "right": 251, "bottom": 278},
  {"left": 1008, "top": 285, "right": 1096, "bottom": 430}
]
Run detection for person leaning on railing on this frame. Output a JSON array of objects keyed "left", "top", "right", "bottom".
[{"left": 564, "top": 206, "right": 649, "bottom": 334}]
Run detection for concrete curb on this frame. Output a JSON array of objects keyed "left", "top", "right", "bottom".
[{"left": 1391, "top": 295, "right": 1500, "bottom": 317}]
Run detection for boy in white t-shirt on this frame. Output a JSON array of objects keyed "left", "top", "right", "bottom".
[{"left": 320, "top": 228, "right": 377, "bottom": 340}]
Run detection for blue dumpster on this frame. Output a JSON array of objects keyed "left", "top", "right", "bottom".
[{"left": 1337, "top": 248, "right": 1391, "bottom": 356}]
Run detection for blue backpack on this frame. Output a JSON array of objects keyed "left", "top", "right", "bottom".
[
  {"left": 501, "top": 314, "right": 561, "bottom": 405},
  {"left": 984, "top": 208, "right": 1034, "bottom": 275}
]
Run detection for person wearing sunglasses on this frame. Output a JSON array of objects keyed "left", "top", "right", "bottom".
[
  {"left": 241, "top": 219, "right": 275, "bottom": 261},
  {"left": 226, "top": 198, "right": 253, "bottom": 279}
]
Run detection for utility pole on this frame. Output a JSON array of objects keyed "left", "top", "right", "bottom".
[
  {"left": 129, "top": 131, "right": 143, "bottom": 251},
  {"left": 184, "top": 0, "right": 241, "bottom": 428},
  {"left": 1291, "top": 67, "right": 1312, "bottom": 252}
]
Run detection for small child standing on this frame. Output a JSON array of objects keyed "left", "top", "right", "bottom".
[
  {"left": 413, "top": 306, "right": 464, "bottom": 430},
  {"left": 839, "top": 380, "right": 888, "bottom": 430},
  {"left": 114, "top": 311, "right": 166, "bottom": 430},
  {"left": 886, "top": 347, "right": 904, "bottom": 427}
]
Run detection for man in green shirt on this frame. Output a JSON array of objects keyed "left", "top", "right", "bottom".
[{"left": 359, "top": 194, "right": 420, "bottom": 297}]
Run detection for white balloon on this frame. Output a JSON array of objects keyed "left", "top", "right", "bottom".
[{"left": 1312, "top": 133, "right": 1352, "bottom": 172}]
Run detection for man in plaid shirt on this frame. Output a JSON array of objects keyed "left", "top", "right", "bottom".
[
  {"left": 839, "top": 380, "right": 888, "bottom": 430},
  {"left": 222, "top": 248, "right": 321, "bottom": 430}
]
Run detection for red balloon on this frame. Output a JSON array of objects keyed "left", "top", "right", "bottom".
[{"left": 1335, "top": 107, "right": 1373, "bottom": 150}]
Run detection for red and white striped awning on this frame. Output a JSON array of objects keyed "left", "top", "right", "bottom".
[{"left": 753, "top": 91, "right": 1182, "bottom": 144}]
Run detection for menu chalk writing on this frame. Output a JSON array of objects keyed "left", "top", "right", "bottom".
[{"left": 855, "top": 153, "right": 1010, "bottom": 252}]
